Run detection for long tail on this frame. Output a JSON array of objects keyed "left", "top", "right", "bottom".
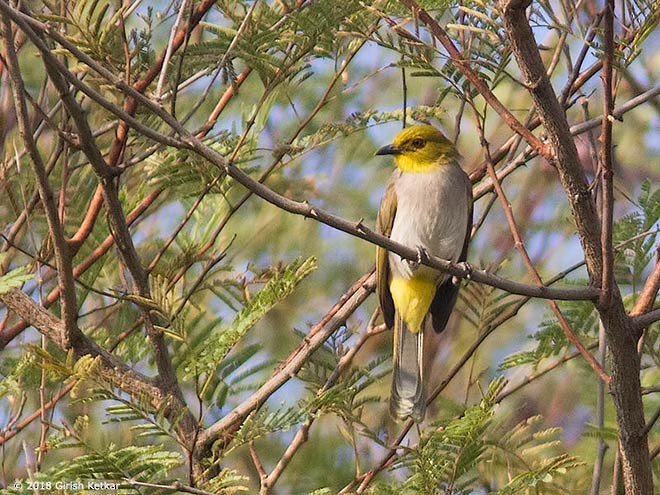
[{"left": 390, "top": 314, "right": 425, "bottom": 422}]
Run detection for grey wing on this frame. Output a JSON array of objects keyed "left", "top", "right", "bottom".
[{"left": 430, "top": 173, "right": 473, "bottom": 333}]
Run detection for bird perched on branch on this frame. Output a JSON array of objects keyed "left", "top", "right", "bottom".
[{"left": 375, "top": 124, "right": 472, "bottom": 422}]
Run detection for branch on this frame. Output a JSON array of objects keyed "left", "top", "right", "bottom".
[
  {"left": 195, "top": 271, "right": 376, "bottom": 453},
  {"left": 499, "top": 0, "right": 603, "bottom": 280},
  {"left": 67, "top": 0, "right": 216, "bottom": 250},
  {"left": 570, "top": 85, "right": 660, "bottom": 136},
  {"left": 155, "top": 0, "right": 193, "bottom": 99},
  {"left": 261, "top": 322, "right": 385, "bottom": 493},
  {"left": 0, "top": 189, "right": 162, "bottom": 348},
  {"left": 496, "top": 346, "right": 589, "bottom": 403},
  {"left": 474, "top": 109, "right": 609, "bottom": 383},
  {"left": 472, "top": 85, "right": 660, "bottom": 201},
  {"left": 0, "top": 382, "right": 74, "bottom": 446},
  {"left": 630, "top": 256, "right": 660, "bottom": 318},
  {"left": 590, "top": 321, "right": 609, "bottom": 495},
  {"left": 498, "top": 1, "right": 652, "bottom": 492},
  {"left": 397, "top": 0, "right": 551, "bottom": 160},
  {"left": 632, "top": 308, "right": 660, "bottom": 332},
  {"left": 1, "top": 15, "right": 79, "bottom": 348},
  {"left": 0, "top": 290, "right": 195, "bottom": 442},
  {"left": 599, "top": 0, "right": 615, "bottom": 308}
]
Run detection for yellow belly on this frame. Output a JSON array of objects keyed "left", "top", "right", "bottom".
[{"left": 390, "top": 276, "right": 437, "bottom": 333}]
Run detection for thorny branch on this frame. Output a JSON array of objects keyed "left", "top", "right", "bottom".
[
  {"left": 0, "top": 0, "right": 657, "bottom": 491},
  {"left": 0, "top": 0, "right": 605, "bottom": 306},
  {"left": 499, "top": 0, "right": 652, "bottom": 492},
  {"left": 474, "top": 108, "right": 610, "bottom": 384},
  {"left": 1, "top": 16, "right": 80, "bottom": 349}
]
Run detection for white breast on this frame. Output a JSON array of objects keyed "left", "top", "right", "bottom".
[{"left": 389, "top": 163, "right": 470, "bottom": 282}]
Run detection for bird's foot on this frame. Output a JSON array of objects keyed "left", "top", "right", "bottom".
[
  {"left": 452, "top": 261, "right": 474, "bottom": 285},
  {"left": 406, "top": 245, "right": 430, "bottom": 271}
]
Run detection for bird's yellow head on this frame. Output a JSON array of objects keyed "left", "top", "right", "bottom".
[{"left": 375, "top": 124, "right": 457, "bottom": 173}]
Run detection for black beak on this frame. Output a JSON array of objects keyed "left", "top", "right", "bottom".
[{"left": 375, "top": 144, "right": 402, "bottom": 156}]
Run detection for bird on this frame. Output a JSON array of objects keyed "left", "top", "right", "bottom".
[{"left": 375, "top": 124, "right": 473, "bottom": 422}]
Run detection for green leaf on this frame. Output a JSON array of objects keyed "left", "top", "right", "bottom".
[
  {"left": 0, "top": 259, "right": 32, "bottom": 294},
  {"left": 189, "top": 256, "right": 318, "bottom": 377},
  {"left": 490, "top": 454, "right": 584, "bottom": 494}
]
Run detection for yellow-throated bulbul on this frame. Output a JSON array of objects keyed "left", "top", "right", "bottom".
[{"left": 375, "top": 124, "right": 472, "bottom": 422}]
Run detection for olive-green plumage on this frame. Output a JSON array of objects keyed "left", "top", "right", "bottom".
[{"left": 376, "top": 125, "right": 472, "bottom": 422}]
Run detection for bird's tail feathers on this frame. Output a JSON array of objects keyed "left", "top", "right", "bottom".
[{"left": 390, "top": 315, "right": 425, "bottom": 422}]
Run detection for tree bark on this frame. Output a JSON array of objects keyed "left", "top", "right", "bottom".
[{"left": 498, "top": 1, "right": 652, "bottom": 493}]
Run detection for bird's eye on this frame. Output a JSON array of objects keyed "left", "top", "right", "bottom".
[{"left": 412, "top": 138, "right": 425, "bottom": 148}]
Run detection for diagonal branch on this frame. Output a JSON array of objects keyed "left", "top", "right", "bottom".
[
  {"left": 0, "top": 189, "right": 162, "bottom": 348},
  {"left": 632, "top": 308, "right": 660, "bottom": 332},
  {"left": 24, "top": 17, "right": 184, "bottom": 407},
  {"left": 0, "top": 0, "right": 602, "bottom": 305},
  {"left": 0, "top": 289, "right": 196, "bottom": 444},
  {"left": 1, "top": 15, "right": 80, "bottom": 348},
  {"left": 473, "top": 108, "right": 610, "bottom": 384},
  {"left": 195, "top": 271, "right": 376, "bottom": 453},
  {"left": 397, "top": 0, "right": 551, "bottom": 160},
  {"left": 630, "top": 254, "right": 660, "bottom": 318},
  {"left": 498, "top": 0, "right": 603, "bottom": 279}
]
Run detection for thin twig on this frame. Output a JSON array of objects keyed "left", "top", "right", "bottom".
[
  {"left": 196, "top": 272, "right": 376, "bottom": 452},
  {"left": 599, "top": 0, "right": 615, "bottom": 308},
  {"left": 474, "top": 105, "right": 610, "bottom": 384},
  {"left": 155, "top": 0, "right": 191, "bottom": 99},
  {"left": 590, "top": 320, "right": 609, "bottom": 495},
  {"left": 261, "top": 323, "right": 383, "bottom": 492},
  {"left": 1, "top": 15, "right": 80, "bottom": 347},
  {"left": 0, "top": 189, "right": 162, "bottom": 348},
  {"left": 396, "top": 0, "right": 551, "bottom": 160}
]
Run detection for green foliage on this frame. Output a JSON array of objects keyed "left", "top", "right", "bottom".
[
  {"left": 613, "top": 179, "right": 659, "bottom": 289},
  {"left": 197, "top": 468, "right": 250, "bottom": 494},
  {"left": 191, "top": 0, "right": 374, "bottom": 85},
  {"left": 489, "top": 454, "right": 585, "bottom": 494},
  {"left": 441, "top": 2, "right": 513, "bottom": 97},
  {"left": 224, "top": 403, "right": 306, "bottom": 455},
  {"left": 145, "top": 133, "right": 251, "bottom": 196},
  {"left": 37, "top": 0, "right": 125, "bottom": 71},
  {"left": 51, "top": 444, "right": 181, "bottom": 488},
  {"left": 185, "top": 256, "right": 317, "bottom": 379},
  {"left": 590, "top": 0, "right": 659, "bottom": 67},
  {"left": 499, "top": 296, "right": 598, "bottom": 370},
  {"left": 304, "top": 351, "right": 389, "bottom": 423},
  {"left": 482, "top": 415, "right": 585, "bottom": 494},
  {"left": 397, "top": 377, "right": 506, "bottom": 493},
  {"left": 0, "top": 353, "right": 35, "bottom": 399},
  {"left": 0, "top": 255, "right": 32, "bottom": 293},
  {"left": 373, "top": 0, "right": 513, "bottom": 101},
  {"left": 97, "top": 388, "right": 179, "bottom": 441},
  {"left": 372, "top": 379, "right": 582, "bottom": 493},
  {"left": 309, "top": 489, "right": 334, "bottom": 495},
  {"left": 12, "top": 415, "right": 182, "bottom": 493},
  {"left": 458, "top": 264, "right": 523, "bottom": 336}
]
